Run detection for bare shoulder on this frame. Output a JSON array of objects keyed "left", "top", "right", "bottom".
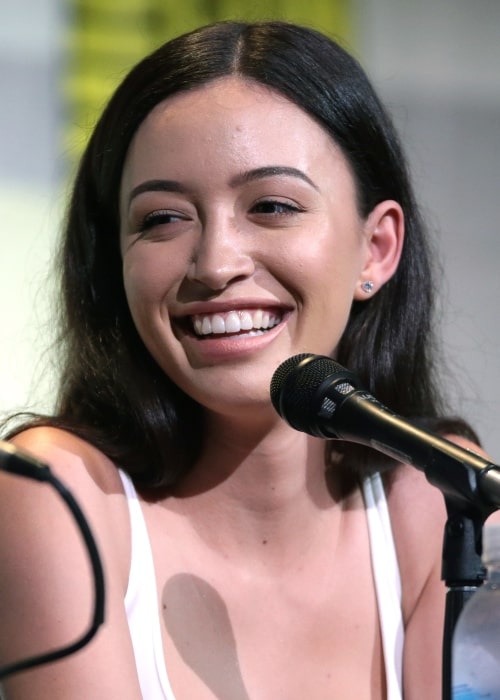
[
  {"left": 383, "top": 436, "right": 494, "bottom": 698},
  {"left": 384, "top": 435, "right": 489, "bottom": 613},
  {"left": 384, "top": 462, "right": 447, "bottom": 615},
  {"left": 9, "top": 425, "right": 123, "bottom": 492},
  {"left": 0, "top": 427, "right": 141, "bottom": 698},
  {"left": 386, "top": 435, "right": 487, "bottom": 588},
  {"left": 5, "top": 424, "right": 131, "bottom": 585}
]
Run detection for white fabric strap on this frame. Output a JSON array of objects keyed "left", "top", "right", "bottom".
[
  {"left": 362, "top": 472, "right": 404, "bottom": 700},
  {"left": 119, "top": 469, "right": 176, "bottom": 700}
]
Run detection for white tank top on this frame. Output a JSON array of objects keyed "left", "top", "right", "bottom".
[{"left": 120, "top": 470, "right": 403, "bottom": 700}]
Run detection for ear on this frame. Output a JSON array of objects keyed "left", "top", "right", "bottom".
[{"left": 354, "top": 200, "right": 404, "bottom": 301}]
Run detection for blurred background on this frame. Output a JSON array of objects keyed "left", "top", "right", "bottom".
[{"left": 1, "top": 0, "right": 499, "bottom": 456}]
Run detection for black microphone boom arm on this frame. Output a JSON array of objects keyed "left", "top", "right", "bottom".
[{"left": 271, "top": 352, "right": 500, "bottom": 513}]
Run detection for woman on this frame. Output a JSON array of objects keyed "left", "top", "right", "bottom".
[{"left": 0, "top": 20, "right": 486, "bottom": 699}]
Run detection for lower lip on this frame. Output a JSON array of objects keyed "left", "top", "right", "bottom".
[{"left": 180, "top": 320, "right": 287, "bottom": 363}]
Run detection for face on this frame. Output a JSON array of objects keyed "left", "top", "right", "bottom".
[{"left": 119, "top": 77, "right": 372, "bottom": 414}]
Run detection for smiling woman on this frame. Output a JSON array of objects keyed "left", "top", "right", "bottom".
[
  {"left": 118, "top": 76, "right": 389, "bottom": 409},
  {"left": 0, "top": 19, "right": 484, "bottom": 700}
]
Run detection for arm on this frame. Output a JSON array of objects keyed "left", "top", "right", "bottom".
[
  {"left": 0, "top": 428, "right": 143, "bottom": 699},
  {"left": 386, "top": 464, "right": 447, "bottom": 700},
  {"left": 388, "top": 436, "right": 500, "bottom": 700}
]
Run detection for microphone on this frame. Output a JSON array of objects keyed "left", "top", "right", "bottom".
[{"left": 270, "top": 353, "right": 500, "bottom": 510}]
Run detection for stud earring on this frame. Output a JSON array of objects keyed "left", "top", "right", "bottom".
[{"left": 361, "top": 280, "right": 374, "bottom": 294}]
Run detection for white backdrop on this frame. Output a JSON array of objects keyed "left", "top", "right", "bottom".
[
  {"left": 356, "top": 0, "right": 500, "bottom": 457},
  {"left": 0, "top": 0, "right": 63, "bottom": 421}
]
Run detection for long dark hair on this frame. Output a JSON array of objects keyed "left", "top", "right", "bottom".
[{"left": 5, "top": 20, "right": 477, "bottom": 488}]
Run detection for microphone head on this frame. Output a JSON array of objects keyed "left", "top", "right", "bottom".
[{"left": 270, "top": 353, "right": 360, "bottom": 435}]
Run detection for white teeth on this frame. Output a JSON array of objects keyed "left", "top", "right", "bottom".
[
  {"left": 225, "top": 311, "right": 240, "bottom": 333},
  {"left": 252, "top": 309, "right": 263, "bottom": 328},
  {"left": 240, "top": 311, "right": 253, "bottom": 331},
  {"left": 211, "top": 314, "right": 225, "bottom": 334},
  {"left": 201, "top": 316, "right": 212, "bottom": 335},
  {"left": 191, "top": 309, "right": 282, "bottom": 336}
]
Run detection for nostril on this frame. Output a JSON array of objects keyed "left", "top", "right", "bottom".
[{"left": 187, "top": 237, "right": 255, "bottom": 291}]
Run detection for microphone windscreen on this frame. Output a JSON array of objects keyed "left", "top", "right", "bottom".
[{"left": 270, "top": 354, "right": 348, "bottom": 429}]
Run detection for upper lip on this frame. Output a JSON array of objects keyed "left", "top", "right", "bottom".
[{"left": 172, "top": 299, "right": 293, "bottom": 319}]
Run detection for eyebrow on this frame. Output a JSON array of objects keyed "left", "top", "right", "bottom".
[
  {"left": 128, "top": 179, "right": 187, "bottom": 205},
  {"left": 229, "top": 166, "right": 319, "bottom": 191},
  {"left": 127, "top": 166, "right": 319, "bottom": 206}
]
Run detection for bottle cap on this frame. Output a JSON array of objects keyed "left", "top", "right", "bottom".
[{"left": 482, "top": 523, "right": 500, "bottom": 564}]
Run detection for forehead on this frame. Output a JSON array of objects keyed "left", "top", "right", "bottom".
[
  {"left": 120, "top": 76, "right": 355, "bottom": 198},
  {"left": 143, "top": 76, "right": 315, "bottom": 132},
  {"left": 129, "top": 77, "right": 339, "bottom": 157}
]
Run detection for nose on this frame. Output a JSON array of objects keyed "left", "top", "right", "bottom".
[{"left": 186, "top": 216, "right": 255, "bottom": 291}]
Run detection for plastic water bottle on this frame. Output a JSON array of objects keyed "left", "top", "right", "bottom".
[{"left": 452, "top": 522, "right": 500, "bottom": 699}]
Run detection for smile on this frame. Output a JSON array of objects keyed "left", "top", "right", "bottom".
[{"left": 192, "top": 309, "right": 282, "bottom": 337}]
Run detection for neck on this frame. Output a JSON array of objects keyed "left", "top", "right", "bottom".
[{"left": 168, "top": 412, "right": 351, "bottom": 568}]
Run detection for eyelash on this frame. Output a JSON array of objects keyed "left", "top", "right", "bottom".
[
  {"left": 135, "top": 198, "right": 304, "bottom": 236},
  {"left": 250, "top": 199, "right": 304, "bottom": 216},
  {"left": 138, "top": 210, "right": 185, "bottom": 233}
]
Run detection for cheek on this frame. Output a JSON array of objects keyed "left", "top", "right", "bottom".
[
  {"left": 283, "top": 232, "right": 364, "bottom": 297},
  {"left": 122, "top": 257, "right": 181, "bottom": 374},
  {"left": 122, "top": 267, "right": 154, "bottom": 332},
  {"left": 121, "top": 252, "right": 176, "bottom": 341},
  {"left": 284, "top": 232, "right": 365, "bottom": 349},
  {"left": 122, "top": 246, "right": 178, "bottom": 305}
]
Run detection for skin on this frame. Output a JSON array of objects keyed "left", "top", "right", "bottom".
[
  {"left": 119, "top": 78, "right": 402, "bottom": 420},
  {"left": 1, "top": 77, "right": 493, "bottom": 699}
]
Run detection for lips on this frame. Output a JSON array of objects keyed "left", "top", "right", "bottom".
[{"left": 191, "top": 309, "right": 282, "bottom": 336}]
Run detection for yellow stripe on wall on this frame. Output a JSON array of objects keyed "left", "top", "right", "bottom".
[{"left": 63, "top": 0, "right": 354, "bottom": 164}]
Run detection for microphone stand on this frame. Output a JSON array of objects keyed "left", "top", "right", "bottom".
[
  {"left": 420, "top": 456, "right": 500, "bottom": 700},
  {"left": 440, "top": 503, "right": 488, "bottom": 700}
]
